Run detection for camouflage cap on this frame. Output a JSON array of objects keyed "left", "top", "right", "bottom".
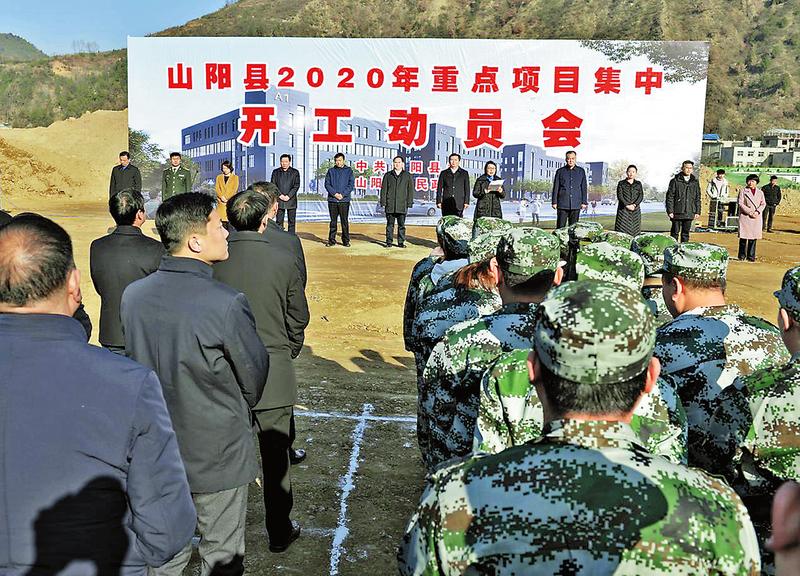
[
  {"left": 774, "top": 265, "right": 800, "bottom": 322},
  {"left": 575, "top": 242, "right": 645, "bottom": 291},
  {"left": 472, "top": 217, "right": 512, "bottom": 239},
  {"left": 552, "top": 221, "right": 605, "bottom": 258},
  {"left": 597, "top": 230, "right": 633, "bottom": 250},
  {"left": 631, "top": 233, "right": 678, "bottom": 276},
  {"left": 496, "top": 227, "right": 561, "bottom": 287},
  {"left": 469, "top": 230, "right": 506, "bottom": 263},
  {"left": 436, "top": 215, "right": 472, "bottom": 258},
  {"left": 534, "top": 280, "right": 656, "bottom": 385},
  {"left": 659, "top": 242, "right": 728, "bottom": 282}
]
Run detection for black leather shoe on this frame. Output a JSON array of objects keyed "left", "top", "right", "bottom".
[
  {"left": 343, "top": 242, "right": 351, "bottom": 247},
  {"left": 290, "top": 448, "right": 306, "bottom": 465},
  {"left": 269, "top": 522, "right": 301, "bottom": 553},
  {"left": 325, "top": 241, "right": 336, "bottom": 247},
  {"left": 397, "top": 243, "right": 406, "bottom": 248}
]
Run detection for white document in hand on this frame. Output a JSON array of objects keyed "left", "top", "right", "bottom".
[{"left": 487, "top": 179, "right": 504, "bottom": 192}]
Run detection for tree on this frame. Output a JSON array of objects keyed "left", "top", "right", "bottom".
[
  {"left": 313, "top": 158, "right": 335, "bottom": 196},
  {"left": 128, "top": 128, "right": 164, "bottom": 191},
  {"left": 579, "top": 40, "right": 708, "bottom": 83}
]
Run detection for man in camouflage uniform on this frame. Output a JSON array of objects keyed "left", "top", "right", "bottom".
[
  {"left": 399, "top": 280, "right": 760, "bottom": 575},
  {"left": 471, "top": 216, "right": 512, "bottom": 239},
  {"left": 575, "top": 241, "right": 645, "bottom": 291},
  {"left": 654, "top": 242, "right": 789, "bottom": 466},
  {"left": 421, "top": 228, "right": 562, "bottom": 470},
  {"left": 597, "top": 229, "right": 633, "bottom": 249},
  {"left": 632, "top": 232, "right": 677, "bottom": 326},
  {"left": 414, "top": 216, "right": 472, "bottom": 304},
  {"left": 700, "top": 266, "right": 800, "bottom": 572},
  {"left": 552, "top": 220, "right": 604, "bottom": 259}
]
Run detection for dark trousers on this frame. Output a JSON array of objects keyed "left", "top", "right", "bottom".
[
  {"left": 441, "top": 196, "right": 463, "bottom": 217},
  {"left": 386, "top": 213, "right": 407, "bottom": 246},
  {"left": 738, "top": 238, "right": 757, "bottom": 261},
  {"left": 670, "top": 218, "right": 693, "bottom": 243},
  {"left": 556, "top": 208, "right": 580, "bottom": 229},
  {"left": 328, "top": 201, "right": 350, "bottom": 244},
  {"left": 256, "top": 406, "right": 294, "bottom": 544},
  {"left": 763, "top": 205, "right": 777, "bottom": 231},
  {"left": 276, "top": 208, "right": 297, "bottom": 235}
]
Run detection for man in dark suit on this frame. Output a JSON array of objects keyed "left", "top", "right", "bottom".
[
  {"left": 436, "top": 153, "right": 470, "bottom": 217},
  {"left": 0, "top": 214, "right": 195, "bottom": 575},
  {"left": 109, "top": 151, "right": 142, "bottom": 198},
  {"left": 121, "top": 193, "right": 268, "bottom": 576},
  {"left": 90, "top": 189, "right": 163, "bottom": 353},
  {"left": 253, "top": 181, "right": 307, "bottom": 286},
  {"left": 551, "top": 150, "right": 588, "bottom": 228},
  {"left": 214, "top": 190, "right": 310, "bottom": 553},
  {"left": 270, "top": 154, "right": 301, "bottom": 235}
]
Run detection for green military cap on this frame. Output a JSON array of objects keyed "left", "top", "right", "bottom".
[
  {"left": 534, "top": 280, "right": 656, "bottom": 385},
  {"left": 575, "top": 242, "right": 645, "bottom": 291},
  {"left": 552, "top": 221, "right": 604, "bottom": 258},
  {"left": 774, "top": 265, "right": 800, "bottom": 322},
  {"left": 472, "top": 217, "right": 512, "bottom": 239},
  {"left": 631, "top": 233, "right": 678, "bottom": 276},
  {"left": 597, "top": 230, "right": 633, "bottom": 250},
  {"left": 659, "top": 242, "right": 728, "bottom": 282},
  {"left": 436, "top": 215, "right": 472, "bottom": 258},
  {"left": 469, "top": 230, "right": 506, "bottom": 263},
  {"left": 496, "top": 228, "right": 560, "bottom": 287}
]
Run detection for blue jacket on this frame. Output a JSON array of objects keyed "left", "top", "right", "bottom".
[
  {"left": 0, "top": 313, "right": 195, "bottom": 575},
  {"left": 551, "top": 165, "right": 588, "bottom": 210},
  {"left": 324, "top": 165, "right": 355, "bottom": 202}
]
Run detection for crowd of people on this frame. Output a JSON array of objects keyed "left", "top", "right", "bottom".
[
  {"left": 1, "top": 145, "right": 798, "bottom": 575},
  {"left": 400, "top": 214, "right": 800, "bottom": 575}
]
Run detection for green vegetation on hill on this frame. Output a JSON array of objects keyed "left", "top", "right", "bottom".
[
  {"left": 1, "top": 0, "right": 798, "bottom": 135},
  {"left": 0, "top": 33, "right": 47, "bottom": 62}
]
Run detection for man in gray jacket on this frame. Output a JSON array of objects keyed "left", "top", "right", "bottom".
[
  {"left": 0, "top": 214, "right": 195, "bottom": 575},
  {"left": 380, "top": 155, "right": 414, "bottom": 248},
  {"left": 122, "top": 193, "right": 269, "bottom": 576}
]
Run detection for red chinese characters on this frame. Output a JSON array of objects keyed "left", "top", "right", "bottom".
[
  {"left": 355, "top": 176, "right": 368, "bottom": 189},
  {"left": 594, "top": 67, "right": 621, "bottom": 94},
  {"left": 372, "top": 160, "right": 387, "bottom": 173},
  {"left": 244, "top": 63, "right": 270, "bottom": 90},
  {"left": 541, "top": 108, "right": 583, "bottom": 148},
  {"left": 472, "top": 66, "right": 499, "bottom": 93},
  {"left": 428, "top": 161, "right": 441, "bottom": 175},
  {"left": 168, "top": 63, "right": 193, "bottom": 89},
  {"left": 205, "top": 63, "right": 232, "bottom": 90},
  {"left": 392, "top": 65, "right": 420, "bottom": 92},
  {"left": 512, "top": 66, "right": 540, "bottom": 93},
  {"left": 409, "top": 161, "right": 423, "bottom": 175},
  {"left": 354, "top": 159, "right": 369, "bottom": 173},
  {"left": 464, "top": 109, "right": 502, "bottom": 149},
  {"left": 635, "top": 67, "right": 663, "bottom": 95},
  {"left": 554, "top": 66, "right": 580, "bottom": 93},
  {"left": 388, "top": 108, "right": 428, "bottom": 147},
  {"left": 414, "top": 177, "right": 429, "bottom": 192},
  {"left": 312, "top": 109, "right": 353, "bottom": 143},
  {"left": 432, "top": 66, "right": 459, "bottom": 92},
  {"left": 370, "top": 176, "right": 383, "bottom": 189},
  {"left": 237, "top": 105, "right": 277, "bottom": 146}
]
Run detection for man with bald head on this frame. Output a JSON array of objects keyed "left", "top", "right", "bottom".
[{"left": 0, "top": 214, "right": 195, "bottom": 575}]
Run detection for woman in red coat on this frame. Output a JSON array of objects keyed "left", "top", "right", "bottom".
[{"left": 737, "top": 173, "right": 766, "bottom": 261}]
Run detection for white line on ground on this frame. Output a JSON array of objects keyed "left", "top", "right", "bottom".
[
  {"left": 329, "top": 402, "right": 373, "bottom": 575},
  {"left": 296, "top": 408, "right": 415, "bottom": 423}
]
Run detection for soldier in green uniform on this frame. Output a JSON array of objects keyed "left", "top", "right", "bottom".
[
  {"left": 654, "top": 242, "right": 789, "bottom": 467},
  {"left": 597, "top": 229, "right": 633, "bottom": 249},
  {"left": 421, "top": 228, "right": 563, "bottom": 470},
  {"left": 574, "top": 241, "right": 645, "bottom": 291},
  {"left": 701, "top": 266, "right": 800, "bottom": 573},
  {"left": 162, "top": 152, "right": 193, "bottom": 201},
  {"left": 631, "top": 232, "right": 678, "bottom": 326},
  {"left": 399, "top": 280, "right": 761, "bottom": 576}
]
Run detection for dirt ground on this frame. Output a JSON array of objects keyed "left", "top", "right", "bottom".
[{"left": 2, "top": 110, "right": 800, "bottom": 574}]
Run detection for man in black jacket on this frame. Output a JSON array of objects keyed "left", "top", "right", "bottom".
[
  {"left": 254, "top": 181, "right": 307, "bottom": 286},
  {"left": 109, "top": 151, "right": 142, "bottom": 198},
  {"left": 437, "top": 153, "right": 470, "bottom": 217},
  {"left": 121, "top": 193, "right": 268, "bottom": 576},
  {"left": 551, "top": 150, "right": 588, "bottom": 228},
  {"left": 665, "top": 160, "right": 701, "bottom": 243},
  {"left": 762, "top": 175, "right": 782, "bottom": 232},
  {"left": 90, "top": 189, "right": 163, "bottom": 353},
  {"left": 380, "top": 155, "right": 415, "bottom": 248},
  {"left": 214, "top": 190, "right": 310, "bottom": 553},
  {"left": 270, "top": 154, "right": 301, "bottom": 235}
]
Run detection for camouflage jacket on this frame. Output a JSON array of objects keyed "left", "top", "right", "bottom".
[
  {"left": 422, "top": 302, "right": 538, "bottom": 470},
  {"left": 404, "top": 256, "right": 438, "bottom": 352},
  {"left": 654, "top": 304, "right": 788, "bottom": 465},
  {"left": 641, "top": 285, "right": 673, "bottom": 327},
  {"left": 474, "top": 349, "right": 688, "bottom": 464},
  {"left": 399, "top": 419, "right": 760, "bottom": 576}
]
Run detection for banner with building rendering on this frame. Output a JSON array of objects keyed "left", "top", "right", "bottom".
[{"left": 128, "top": 37, "right": 708, "bottom": 223}]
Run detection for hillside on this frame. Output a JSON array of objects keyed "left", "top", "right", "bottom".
[
  {"left": 0, "top": 0, "right": 798, "bottom": 136},
  {"left": 0, "top": 33, "right": 46, "bottom": 62}
]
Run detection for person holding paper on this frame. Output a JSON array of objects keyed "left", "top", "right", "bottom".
[{"left": 472, "top": 161, "right": 505, "bottom": 219}]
